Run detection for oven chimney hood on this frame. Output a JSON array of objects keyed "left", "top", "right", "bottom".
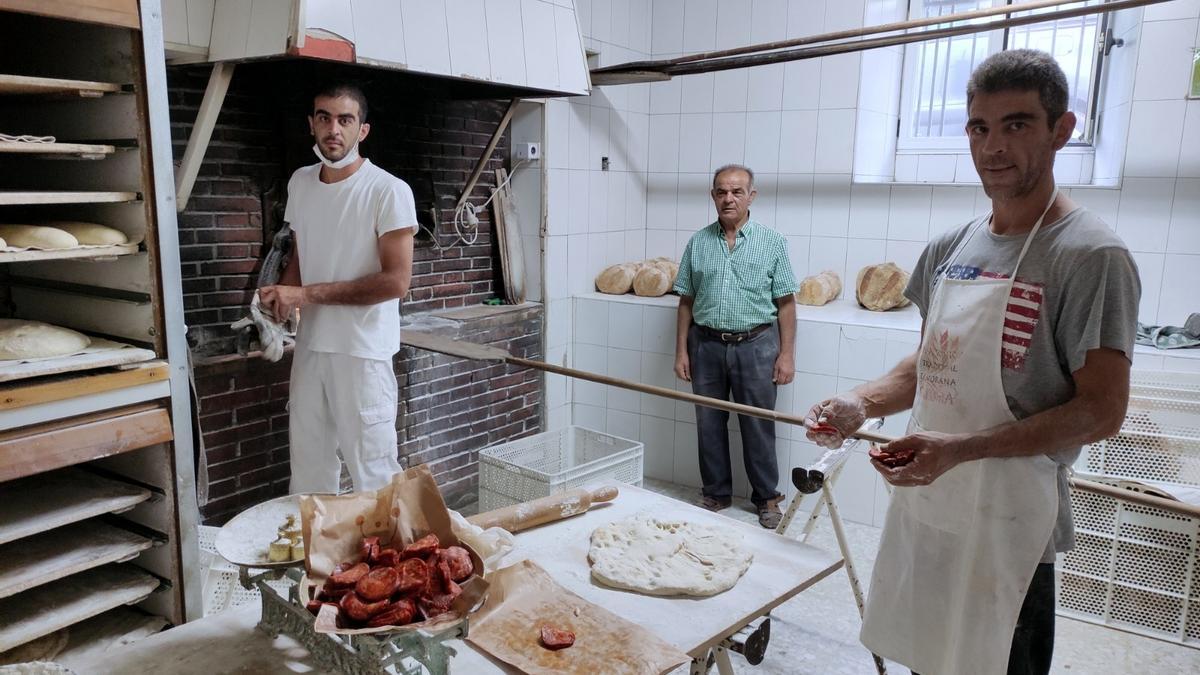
[{"left": 162, "top": 0, "right": 591, "bottom": 97}]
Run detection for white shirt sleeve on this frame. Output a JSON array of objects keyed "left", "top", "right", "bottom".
[
  {"left": 376, "top": 178, "right": 420, "bottom": 237},
  {"left": 283, "top": 170, "right": 301, "bottom": 229}
]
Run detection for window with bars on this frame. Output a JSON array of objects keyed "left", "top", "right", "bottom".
[{"left": 898, "top": 0, "right": 1108, "bottom": 150}]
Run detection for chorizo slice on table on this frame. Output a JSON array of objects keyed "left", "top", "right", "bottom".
[{"left": 540, "top": 625, "right": 575, "bottom": 650}]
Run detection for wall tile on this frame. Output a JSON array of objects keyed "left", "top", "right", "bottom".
[
  {"left": 1180, "top": 101, "right": 1200, "bottom": 178},
  {"left": 1116, "top": 177, "right": 1175, "bottom": 253},
  {"left": 590, "top": 0, "right": 612, "bottom": 43},
  {"left": 681, "top": 72, "right": 716, "bottom": 114},
  {"left": 649, "top": 79, "right": 683, "bottom": 115},
  {"left": 747, "top": 63, "right": 786, "bottom": 112},
  {"left": 573, "top": 403, "right": 607, "bottom": 431},
  {"left": 677, "top": 113, "right": 715, "bottom": 172},
  {"left": 776, "top": 174, "right": 814, "bottom": 236},
  {"left": 848, "top": 183, "right": 891, "bottom": 239},
  {"left": 1132, "top": 19, "right": 1197, "bottom": 101},
  {"left": 648, "top": 114, "right": 681, "bottom": 172},
  {"left": 916, "top": 153, "right": 957, "bottom": 183},
  {"left": 1158, "top": 254, "right": 1200, "bottom": 324},
  {"left": 814, "top": 109, "right": 856, "bottom": 173},
  {"left": 818, "top": 53, "right": 861, "bottom": 110},
  {"left": 641, "top": 415, "right": 677, "bottom": 480},
  {"left": 673, "top": 421, "right": 702, "bottom": 487},
  {"left": 646, "top": 172, "right": 679, "bottom": 229},
  {"left": 588, "top": 171, "right": 609, "bottom": 233},
  {"left": 844, "top": 239, "right": 886, "bottom": 296},
  {"left": 711, "top": 112, "right": 748, "bottom": 166},
  {"left": 608, "top": 302, "right": 644, "bottom": 351},
  {"left": 1143, "top": 0, "right": 1200, "bottom": 21},
  {"left": 607, "top": 408, "right": 641, "bottom": 442},
  {"left": 651, "top": 0, "right": 685, "bottom": 54},
  {"left": 641, "top": 351, "right": 678, "bottom": 419},
  {"left": 575, "top": 298, "right": 609, "bottom": 344},
  {"left": 1167, "top": 178, "right": 1200, "bottom": 254},
  {"left": 606, "top": 346, "right": 642, "bottom": 412},
  {"left": 521, "top": 0, "right": 559, "bottom": 88},
  {"left": 485, "top": 0, "right": 527, "bottom": 84},
  {"left": 779, "top": 110, "right": 820, "bottom": 173},
  {"left": 677, "top": 173, "right": 715, "bottom": 232},
  {"left": 808, "top": 236, "right": 850, "bottom": 293},
  {"left": 1129, "top": 250, "right": 1164, "bottom": 325},
  {"left": 713, "top": 70, "right": 751, "bottom": 113},
  {"left": 752, "top": 173, "right": 780, "bottom": 225},
  {"left": 645, "top": 228, "right": 676, "bottom": 259},
  {"left": 928, "top": 185, "right": 977, "bottom": 238},
  {"left": 682, "top": 0, "right": 719, "bottom": 52},
  {"left": 573, "top": 343, "right": 607, "bottom": 406},
  {"left": 781, "top": 58, "right": 823, "bottom": 110},
  {"left": 745, "top": 112, "right": 783, "bottom": 173},
  {"left": 811, "top": 174, "right": 852, "bottom": 237},
  {"left": 888, "top": 185, "right": 933, "bottom": 242},
  {"left": 1124, "top": 100, "right": 1186, "bottom": 178},
  {"left": 885, "top": 240, "right": 927, "bottom": 278},
  {"left": 786, "top": 234, "right": 812, "bottom": 282},
  {"left": 568, "top": 101, "right": 590, "bottom": 171},
  {"left": 714, "top": 0, "right": 753, "bottom": 49},
  {"left": 823, "top": 0, "right": 865, "bottom": 32}
]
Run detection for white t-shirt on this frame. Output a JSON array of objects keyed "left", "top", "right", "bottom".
[{"left": 283, "top": 160, "right": 418, "bottom": 360}]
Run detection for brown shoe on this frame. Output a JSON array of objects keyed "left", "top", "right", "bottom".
[
  {"left": 757, "top": 496, "right": 785, "bottom": 529},
  {"left": 697, "top": 495, "right": 732, "bottom": 512}
]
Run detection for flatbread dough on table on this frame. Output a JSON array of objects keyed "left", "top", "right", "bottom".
[{"left": 588, "top": 515, "right": 753, "bottom": 596}]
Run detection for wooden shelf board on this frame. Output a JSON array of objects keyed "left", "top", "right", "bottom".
[
  {"left": 0, "top": 140, "right": 116, "bottom": 158},
  {"left": 0, "top": 243, "right": 138, "bottom": 264},
  {"left": 0, "top": 191, "right": 137, "bottom": 205},
  {"left": 0, "top": 404, "right": 172, "bottom": 482},
  {"left": 0, "top": 564, "right": 159, "bottom": 653},
  {"left": 0, "top": 520, "right": 153, "bottom": 599},
  {"left": 0, "top": 360, "right": 167, "bottom": 411},
  {"left": 0, "top": 342, "right": 158, "bottom": 384},
  {"left": 0, "top": 73, "right": 122, "bottom": 97},
  {"left": 0, "top": 467, "right": 150, "bottom": 546}
]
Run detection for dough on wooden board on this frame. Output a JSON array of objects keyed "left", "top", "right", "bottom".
[
  {"left": 0, "top": 224, "right": 78, "bottom": 250},
  {"left": 44, "top": 221, "right": 128, "bottom": 245},
  {"left": 0, "top": 319, "right": 91, "bottom": 360},
  {"left": 588, "top": 516, "right": 753, "bottom": 596}
]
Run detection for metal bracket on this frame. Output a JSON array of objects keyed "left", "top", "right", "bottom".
[
  {"left": 1101, "top": 26, "right": 1125, "bottom": 56},
  {"left": 174, "top": 61, "right": 235, "bottom": 212}
]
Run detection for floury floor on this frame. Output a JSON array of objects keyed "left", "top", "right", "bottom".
[{"left": 641, "top": 478, "right": 1200, "bottom": 675}]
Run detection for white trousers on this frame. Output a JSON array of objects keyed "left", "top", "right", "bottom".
[{"left": 288, "top": 347, "right": 402, "bottom": 494}]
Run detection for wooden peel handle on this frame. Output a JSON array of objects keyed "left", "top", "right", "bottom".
[{"left": 467, "top": 485, "right": 619, "bottom": 533}]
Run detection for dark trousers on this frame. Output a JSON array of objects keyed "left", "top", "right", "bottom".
[
  {"left": 912, "top": 562, "right": 1055, "bottom": 675},
  {"left": 687, "top": 323, "right": 782, "bottom": 506}
]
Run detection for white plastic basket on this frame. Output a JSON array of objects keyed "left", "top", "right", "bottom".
[
  {"left": 477, "top": 426, "right": 643, "bottom": 511},
  {"left": 1062, "top": 371, "right": 1200, "bottom": 648},
  {"left": 198, "top": 524, "right": 293, "bottom": 616}
]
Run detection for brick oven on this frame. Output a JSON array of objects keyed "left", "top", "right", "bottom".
[{"left": 168, "top": 61, "right": 544, "bottom": 524}]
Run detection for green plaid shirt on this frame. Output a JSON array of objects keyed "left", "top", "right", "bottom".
[{"left": 673, "top": 219, "right": 799, "bottom": 332}]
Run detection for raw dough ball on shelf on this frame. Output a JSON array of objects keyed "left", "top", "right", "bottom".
[
  {"left": 0, "top": 224, "right": 79, "bottom": 250},
  {"left": 588, "top": 516, "right": 753, "bottom": 596},
  {"left": 43, "top": 221, "right": 128, "bottom": 245},
  {"left": 596, "top": 263, "right": 637, "bottom": 295},
  {"left": 856, "top": 262, "right": 911, "bottom": 312},
  {"left": 797, "top": 270, "right": 841, "bottom": 306},
  {"left": 0, "top": 319, "right": 91, "bottom": 360},
  {"left": 0, "top": 236, "right": 6, "bottom": 249},
  {"left": 633, "top": 265, "right": 671, "bottom": 297}
]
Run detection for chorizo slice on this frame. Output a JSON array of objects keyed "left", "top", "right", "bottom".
[
  {"left": 868, "top": 446, "right": 916, "bottom": 468},
  {"left": 401, "top": 533, "right": 440, "bottom": 559},
  {"left": 360, "top": 536, "right": 381, "bottom": 563},
  {"left": 356, "top": 566, "right": 401, "bottom": 602},
  {"left": 366, "top": 598, "right": 417, "bottom": 628},
  {"left": 317, "top": 584, "right": 352, "bottom": 601},
  {"left": 328, "top": 562, "right": 370, "bottom": 588},
  {"left": 374, "top": 547, "right": 400, "bottom": 567},
  {"left": 418, "top": 581, "right": 462, "bottom": 620},
  {"left": 395, "top": 558, "right": 430, "bottom": 595},
  {"left": 340, "top": 591, "right": 390, "bottom": 622},
  {"left": 540, "top": 625, "right": 575, "bottom": 650},
  {"left": 439, "top": 546, "right": 474, "bottom": 582}
]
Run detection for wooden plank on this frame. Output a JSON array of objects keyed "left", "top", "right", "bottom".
[
  {"left": 0, "top": 243, "right": 138, "bottom": 264},
  {"left": 0, "top": 404, "right": 172, "bottom": 482},
  {"left": 0, "top": 520, "right": 153, "bottom": 599},
  {"left": 0, "top": 341, "right": 157, "bottom": 383},
  {"left": 0, "top": 361, "right": 167, "bottom": 410},
  {"left": 0, "top": 140, "right": 115, "bottom": 158},
  {"left": 0, "top": 191, "right": 136, "bottom": 205},
  {"left": 0, "top": 0, "right": 139, "bottom": 29},
  {"left": 0, "top": 467, "right": 150, "bottom": 546},
  {"left": 0, "top": 564, "right": 159, "bottom": 653},
  {"left": 0, "top": 73, "right": 123, "bottom": 97}
]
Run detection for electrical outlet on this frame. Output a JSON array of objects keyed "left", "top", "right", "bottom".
[{"left": 514, "top": 142, "right": 541, "bottom": 162}]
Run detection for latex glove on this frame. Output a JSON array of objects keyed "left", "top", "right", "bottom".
[
  {"left": 230, "top": 291, "right": 295, "bottom": 362},
  {"left": 803, "top": 394, "right": 867, "bottom": 449},
  {"left": 870, "top": 431, "right": 966, "bottom": 486}
]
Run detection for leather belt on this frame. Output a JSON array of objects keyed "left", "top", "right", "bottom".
[{"left": 696, "top": 323, "right": 771, "bottom": 343}]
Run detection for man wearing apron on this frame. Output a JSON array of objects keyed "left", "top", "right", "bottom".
[
  {"left": 803, "top": 50, "right": 1140, "bottom": 674},
  {"left": 260, "top": 82, "right": 417, "bottom": 494}
]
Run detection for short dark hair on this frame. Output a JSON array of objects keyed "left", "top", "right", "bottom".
[
  {"left": 966, "top": 49, "right": 1069, "bottom": 127},
  {"left": 313, "top": 82, "right": 369, "bottom": 123},
  {"left": 712, "top": 163, "right": 755, "bottom": 189}
]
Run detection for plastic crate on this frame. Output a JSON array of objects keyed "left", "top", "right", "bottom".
[
  {"left": 478, "top": 426, "right": 643, "bottom": 511},
  {"left": 198, "top": 524, "right": 292, "bottom": 617},
  {"left": 1061, "top": 371, "right": 1200, "bottom": 648}
]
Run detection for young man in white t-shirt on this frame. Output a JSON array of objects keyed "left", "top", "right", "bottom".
[{"left": 260, "top": 83, "right": 418, "bottom": 494}]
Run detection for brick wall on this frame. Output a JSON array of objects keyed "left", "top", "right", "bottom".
[{"left": 171, "top": 61, "right": 543, "bottom": 524}]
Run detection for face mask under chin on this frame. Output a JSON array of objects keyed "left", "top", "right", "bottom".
[{"left": 313, "top": 140, "right": 360, "bottom": 169}]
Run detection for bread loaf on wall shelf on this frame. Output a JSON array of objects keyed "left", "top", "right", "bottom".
[
  {"left": 797, "top": 270, "right": 841, "bottom": 306},
  {"left": 856, "top": 262, "right": 912, "bottom": 312},
  {"left": 595, "top": 258, "right": 679, "bottom": 297}
]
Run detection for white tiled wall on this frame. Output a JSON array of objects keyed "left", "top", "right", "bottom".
[{"left": 538, "top": 1, "right": 1200, "bottom": 520}]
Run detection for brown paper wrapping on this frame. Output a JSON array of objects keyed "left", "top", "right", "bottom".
[
  {"left": 468, "top": 560, "right": 691, "bottom": 675},
  {"left": 298, "top": 465, "right": 487, "bottom": 636}
]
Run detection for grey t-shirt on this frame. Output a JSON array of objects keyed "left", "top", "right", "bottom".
[{"left": 904, "top": 207, "right": 1141, "bottom": 562}]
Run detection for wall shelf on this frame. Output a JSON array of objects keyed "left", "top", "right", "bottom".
[
  {"left": 0, "top": 140, "right": 116, "bottom": 158},
  {"left": 0, "top": 243, "right": 138, "bottom": 263},
  {"left": 0, "top": 73, "right": 122, "bottom": 97}
]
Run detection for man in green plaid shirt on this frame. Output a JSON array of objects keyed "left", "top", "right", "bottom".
[{"left": 673, "top": 164, "right": 799, "bottom": 529}]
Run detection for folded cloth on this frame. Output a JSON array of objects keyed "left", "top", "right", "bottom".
[
  {"left": 1136, "top": 313, "right": 1200, "bottom": 350},
  {"left": 230, "top": 291, "right": 295, "bottom": 362}
]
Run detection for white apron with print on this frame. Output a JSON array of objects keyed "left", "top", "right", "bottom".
[{"left": 859, "top": 193, "right": 1060, "bottom": 675}]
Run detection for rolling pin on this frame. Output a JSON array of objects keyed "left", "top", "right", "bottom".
[{"left": 467, "top": 486, "right": 619, "bottom": 533}]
